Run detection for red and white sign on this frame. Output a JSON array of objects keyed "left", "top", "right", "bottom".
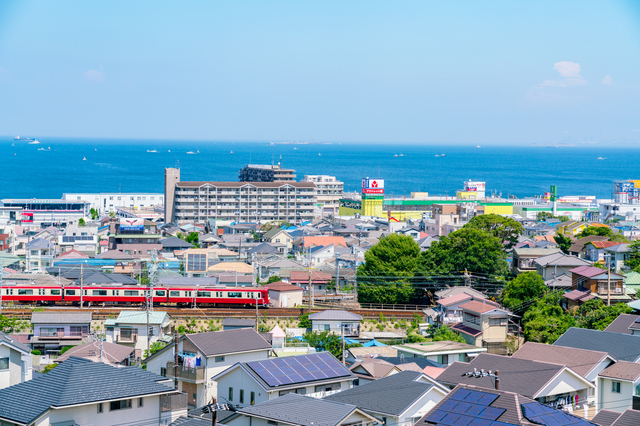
[
  {"left": 464, "top": 181, "right": 485, "bottom": 192},
  {"left": 362, "top": 179, "right": 384, "bottom": 194},
  {"left": 362, "top": 189, "right": 384, "bottom": 194}
]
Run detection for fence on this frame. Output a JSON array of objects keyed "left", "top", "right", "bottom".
[{"left": 160, "top": 392, "right": 188, "bottom": 412}]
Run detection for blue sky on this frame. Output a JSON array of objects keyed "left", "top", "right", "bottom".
[{"left": 0, "top": 1, "right": 639, "bottom": 144}]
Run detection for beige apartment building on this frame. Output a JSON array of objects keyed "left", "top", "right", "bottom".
[{"left": 301, "top": 175, "right": 344, "bottom": 217}]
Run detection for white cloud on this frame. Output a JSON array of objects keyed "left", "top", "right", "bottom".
[
  {"left": 602, "top": 75, "right": 613, "bottom": 85},
  {"left": 633, "top": 129, "right": 640, "bottom": 132},
  {"left": 537, "top": 61, "right": 586, "bottom": 88},
  {"left": 562, "top": 130, "right": 569, "bottom": 134},
  {"left": 83, "top": 65, "right": 104, "bottom": 83}
]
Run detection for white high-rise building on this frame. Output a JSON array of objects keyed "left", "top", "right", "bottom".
[{"left": 301, "top": 175, "right": 344, "bottom": 217}]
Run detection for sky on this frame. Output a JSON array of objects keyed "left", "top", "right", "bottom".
[{"left": 0, "top": 1, "right": 639, "bottom": 145}]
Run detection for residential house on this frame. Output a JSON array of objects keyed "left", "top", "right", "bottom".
[
  {"left": 0, "top": 357, "right": 186, "bottom": 426},
  {"left": 212, "top": 352, "right": 355, "bottom": 406},
  {"left": 570, "top": 265, "right": 630, "bottom": 304},
  {"left": 25, "top": 237, "right": 56, "bottom": 272},
  {"left": 393, "top": 341, "right": 486, "bottom": 366},
  {"left": 308, "top": 244, "right": 335, "bottom": 267},
  {"left": 597, "top": 361, "right": 640, "bottom": 412},
  {"left": 345, "top": 346, "right": 398, "bottom": 364},
  {"left": 534, "top": 252, "right": 592, "bottom": 280},
  {"left": 30, "top": 312, "right": 92, "bottom": 355},
  {"left": 545, "top": 273, "right": 573, "bottom": 290},
  {"left": 290, "top": 270, "right": 332, "bottom": 291},
  {"left": 325, "top": 371, "right": 450, "bottom": 426},
  {"left": 105, "top": 311, "right": 173, "bottom": 358},
  {"left": 450, "top": 300, "right": 514, "bottom": 353},
  {"left": 557, "top": 220, "right": 589, "bottom": 236},
  {"left": 263, "top": 281, "right": 304, "bottom": 308},
  {"left": 161, "top": 236, "right": 194, "bottom": 256},
  {"left": 434, "top": 292, "right": 491, "bottom": 326},
  {"left": 248, "top": 242, "right": 284, "bottom": 257},
  {"left": 199, "top": 233, "right": 221, "bottom": 248},
  {"left": 604, "top": 244, "right": 631, "bottom": 272},
  {"left": 624, "top": 271, "right": 640, "bottom": 297},
  {"left": 585, "top": 241, "right": 622, "bottom": 263},
  {"left": 0, "top": 332, "right": 32, "bottom": 390},
  {"left": 553, "top": 327, "right": 640, "bottom": 362},
  {"left": 53, "top": 340, "right": 137, "bottom": 366},
  {"left": 223, "top": 393, "right": 378, "bottom": 426},
  {"left": 145, "top": 328, "right": 272, "bottom": 407},
  {"left": 568, "top": 235, "right": 609, "bottom": 258},
  {"left": 511, "top": 247, "right": 561, "bottom": 274},
  {"left": 108, "top": 218, "right": 163, "bottom": 258},
  {"left": 214, "top": 274, "right": 255, "bottom": 287},
  {"left": 592, "top": 409, "right": 640, "bottom": 426},
  {"left": 221, "top": 318, "right": 256, "bottom": 331},
  {"left": 434, "top": 286, "right": 486, "bottom": 301},
  {"left": 562, "top": 288, "right": 598, "bottom": 308},
  {"left": 603, "top": 314, "right": 640, "bottom": 335},
  {"left": 348, "top": 358, "right": 422, "bottom": 384},
  {"left": 262, "top": 228, "right": 294, "bottom": 252},
  {"left": 436, "top": 353, "right": 595, "bottom": 408},
  {"left": 416, "top": 384, "right": 596, "bottom": 426},
  {"left": 309, "top": 310, "right": 362, "bottom": 337}
]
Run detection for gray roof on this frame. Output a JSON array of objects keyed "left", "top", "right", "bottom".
[
  {"left": 0, "top": 332, "right": 31, "bottom": 354},
  {"left": 31, "top": 311, "right": 92, "bottom": 324},
  {"left": 553, "top": 327, "right": 640, "bottom": 362},
  {"left": 25, "top": 238, "right": 54, "bottom": 250},
  {"left": 247, "top": 242, "right": 280, "bottom": 255},
  {"left": 513, "top": 247, "right": 561, "bottom": 257},
  {"left": 605, "top": 244, "right": 630, "bottom": 253},
  {"left": 221, "top": 318, "right": 256, "bottom": 327},
  {"left": 309, "top": 310, "right": 362, "bottom": 321},
  {"left": 54, "top": 340, "right": 135, "bottom": 364},
  {"left": 603, "top": 314, "right": 640, "bottom": 335},
  {"left": 434, "top": 286, "right": 486, "bottom": 300},
  {"left": 170, "top": 416, "right": 218, "bottom": 426},
  {"left": 235, "top": 393, "right": 359, "bottom": 426},
  {"left": 161, "top": 236, "right": 195, "bottom": 249},
  {"left": 610, "top": 409, "right": 640, "bottom": 426},
  {"left": 158, "top": 276, "right": 219, "bottom": 286},
  {"left": 534, "top": 252, "right": 591, "bottom": 268},
  {"left": 593, "top": 410, "right": 623, "bottom": 426},
  {"left": 436, "top": 353, "right": 568, "bottom": 398},
  {"left": 544, "top": 273, "right": 573, "bottom": 288},
  {"left": 0, "top": 357, "right": 175, "bottom": 425},
  {"left": 511, "top": 341, "right": 611, "bottom": 378},
  {"left": 325, "top": 371, "right": 438, "bottom": 416},
  {"left": 75, "top": 272, "right": 138, "bottom": 285},
  {"left": 186, "top": 328, "right": 272, "bottom": 357}
]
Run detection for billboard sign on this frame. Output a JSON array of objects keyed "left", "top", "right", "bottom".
[
  {"left": 119, "top": 218, "right": 144, "bottom": 232},
  {"left": 464, "top": 181, "right": 485, "bottom": 192},
  {"left": 362, "top": 179, "right": 384, "bottom": 194}
]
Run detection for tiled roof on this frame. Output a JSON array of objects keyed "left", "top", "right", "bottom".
[
  {"left": 603, "top": 314, "right": 639, "bottom": 335},
  {"left": 309, "top": 310, "right": 362, "bottom": 321},
  {"left": 31, "top": 312, "right": 92, "bottom": 324},
  {"left": 610, "top": 409, "right": 640, "bottom": 426},
  {"left": 570, "top": 265, "right": 625, "bottom": 279},
  {"left": 54, "top": 340, "right": 134, "bottom": 364},
  {"left": 592, "top": 409, "right": 623, "bottom": 426},
  {"left": 349, "top": 358, "right": 396, "bottom": 379},
  {"left": 451, "top": 323, "right": 483, "bottom": 337},
  {"left": 221, "top": 318, "right": 255, "bottom": 327},
  {"left": 534, "top": 252, "right": 591, "bottom": 267},
  {"left": 435, "top": 286, "right": 486, "bottom": 300},
  {"left": 106, "top": 311, "right": 169, "bottom": 325},
  {"left": 458, "top": 300, "right": 503, "bottom": 314},
  {"left": 599, "top": 360, "right": 640, "bottom": 381},
  {"left": 170, "top": 416, "right": 213, "bottom": 426},
  {"left": 290, "top": 270, "right": 332, "bottom": 282},
  {"left": 436, "top": 293, "right": 473, "bottom": 307},
  {"left": 300, "top": 236, "right": 347, "bottom": 248},
  {"left": 57, "top": 249, "right": 89, "bottom": 259},
  {"left": 588, "top": 241, "right": 621, "bottom": 249},
  {"left": 186, "top": 328, "right": 272, "bottom": 357},
  {"left": 563, "top": 289, "right": 596, "bottom": 302},
  {"left": 554, "top": 327, "right": 640, "bottom": 362},
  {"left": 511, "top": 341, "right": 610, "bottom": 378},
  {"left": 263, "top": 281, "right": 303, "bottom": 292},
  {"left": 161, "top": 236, "right": 194, "bottom": 248},
  {"left": 0, "top": 357, "right": 175, "bottom": 425},
  {"left": 25, "top": 238, "right": 54, "bottom": 250},
  {"left": 0, "top": 332, "right": 31, "bottom": 354}
]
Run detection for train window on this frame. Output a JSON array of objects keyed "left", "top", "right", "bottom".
[
  {"left": 170, "top": 291, "right": 180, "bottom": 297},
  {"left": 155, "top": 291, "right": 166, "bottom": 297},
  {"left": 228, "top": 292, "right": 242, "bottom": 298},
  {"left": 93, "top": 290, "right": 107, "bottom": 296},
  {"left": 197, "top": 291, "right": 210, "bottom": 297},
  {"left": 84, "top": 290, "right": 87, "bottom": 295},
  {"left": 51, "top": 290, "right": 61, "bottom": 295},
  {"left": 124, "top": 290, "right": 138, "bottom": 296},
  {"left": 18, "top": 289, "right": 33, "bottom": 295},
  {"left": 66, "top": 290, "right": 76, "bottom": 295}
]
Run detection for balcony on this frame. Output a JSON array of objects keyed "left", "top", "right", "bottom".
[
  {"left": 116, "top": 331, "right": 138, "bottom": 344},
  {"left": 38, "top": 331, "right": 86, "bottom": 339},
  {"left": 166, "top": 362, "right": 206, "bottom": 383}
]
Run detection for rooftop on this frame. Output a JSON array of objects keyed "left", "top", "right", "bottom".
[
  {"left": 105, "top": 311, "right": 170, "bottom": 326},
  {"left": 511, "top": 341, "right": 611, "bottom": 378},
  {"left": 458, "top": 300, "right": 504, "bottom": 314},
  {"left": 395, "top": 341, "right": 484, "bottom": 355},
  {"left": 599, "top": 360, "right": 640, "bottom": 382},
  {"left": 186, "top": 328, "right": 272, "bottom": 357},
  {"left": 309, "top": 310, "right": 362, "bottom": 321},
  {"left": 54, "top": 340, "right": 134, "bottom": 365},
  {"left": 603, "top": 314, "right": 639, "bottom": 335},
  {"left": 31, "top": 311, "right": 92, "bottom": 324},
  {"left": 554, "top": 327, "right": 640, "bottom": 362}
]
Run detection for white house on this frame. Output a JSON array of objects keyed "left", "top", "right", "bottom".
[
  {"left": 0, "top": 332, "right": 32, "bottom": 390},
  {"left": 597, "top": 361, "right": 640, "bottom": 412},
  {"left": 212, "top": 352, "right": 356, "bottom": 406},
  {"left": 393, "top": 341, "right": 486, "bottom": 367},
  {"left": 145, "top": 328, "right": 272, "bottom": 408},
  {"left": 309, "top": 310, "right": 362, "bottom": 337},
  {"left": 105, "top": 311, "right": 173, "bottom": 358},
  {"left": 0, "top": 356, "right": 185, "bottom": 426}
]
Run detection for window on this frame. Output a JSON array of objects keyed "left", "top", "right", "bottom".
[
  {"left": 267, "top": 422, "right": 278, "bottom": 426},
  {"left": 170, "top": 291, "right": 180, "bottom": 297},
  {"left": 70, "top": 326, "right": 88, "bottom": 336},
  {"left": 147, "top": 250, "right": 152, "bottom": 255},
  {"left": 323, "top": 324, "right": 330, "bottom": 331},
  {"left": 0, "top": 357, "right": 8, "bottom": 370},
  {"left": 464, "top": 313, "right": 480, "bottom": 325},
  {"left": 155, "top": 290, "right": 166, "bottom": 297},
  {"left": 228, "top": 387, "right": 233, "bottom": 401},
  {"left": 215, "top": 356, "right": 225, "bottom": 362},
  {"left": 65, "top": 289, "right": 76, "bottom": 295},
  {"left": 228, "top": 292, "right": 242, "bottom": 298},
  {"left": 612, "top": 381, "right": 621, "bottom": 393},
  {"left": 92, "top": 290, "right": 107, "bottom": 296},
  {"left": 197, "top": 291, "right": 211, "bottom": 297},
  {"left": 97, "top": 403, "right": 103, "bottom": 413},
  {"left": 138, "top": 398, "right": 144, "bottom": 407},
  {"left": 160, "top": 367, "right": 167, "bottom": 377},
  {"left": 251, "top": 391, "right": 255, "bottom": 405},
  {"left": 240, "top": 389, "right": 244, "bottom": 404},
  {"left": 440, "top": 354, "right": 449, "bottom": 365},
  {"left": 51, "top": 289, "right": 60, "bottom": 295},
  {"left": 315, "top": 383, "right": 340, "bottom": 392},
  {"left": 18, "top": 289, "right": 33, "bottom": 295},
  {"left": 124, "top": 290, "right": 138, "bottom": 296},
  {"left": 149, "top": 327, "right": 154, "bottom": 337},
  {"left": 110, "top": 399, "right": 132, "bottom": 411},
  {"left": 489, "top": 318, "right": 506, "bottom": 326}
]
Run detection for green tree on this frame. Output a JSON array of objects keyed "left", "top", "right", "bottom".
[
  {"left": 626, "top": 240, "right": 640, "bottom": 271},
  {"left": 357, "top": 234, "right": 424, "bottom": 304},
  {"left": 108, "top": 211, "right": 116, "bottom": 218},
  {"left": 177, "top": 231, "right": 200, "bottom": 247},
  {"left": 0, "top": 316, "right": 29, "bottom": 333},
  {"left": 422, "top": 228, "right": 509, "bottom": 277},
  {"left": 574, "top": 299, "right": 633, "bottom": 330},
  {"left": 577, "top": 226, "right": 628, "bottom": 243},
  {"left": 432, "top": 325, "right": 465, "bottom": 343},
  {"left": 554, "top": 233, "right": 573, "bottom": 254},
  {"left": 302, "top": 330, "right": 360, "bottom": 359},
  {"left": 43, "top": 364, "right": 57, "bottom": 373},
  {"left": 143, "top": 341, "right": 167, "bottom": 359},
  {"left": 464, "top": 214, "right": 524, "bottom": 249},
  {"left": 60, "top": 345, "right": 74, "bottom": 355},
  {"left": 261, "top": 275, "right": 282, "bottom": 284},
  {"left": 522, "top": 293, "right": 574, "bottom": 343},
  {"left": 299, "top": 313, "right": 312, "bottom": 329},
  {"left": 501, "top": 272, "right": 547, "bottom": 311},
  {"left": 89, "top": 208, "right": 99, "bottom": 220},
  {"left": 78, "top": 218, "right": 86, "bottom": 227}
]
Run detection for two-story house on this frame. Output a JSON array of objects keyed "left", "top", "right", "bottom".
[
  {"left": 570, "top": 265, "right": 630, "bottom": 304},
  {"left": 534, "top": 252, "right": 592, "bottom": 281},
  {"left": 30, "top": 312, "right": 92, "bottom": 355},
  {"left": 450, "top": 300, "right": 514, "bottom": 352},
  {"left": 25, "top": 237, "right": 56, "bottom": 272},
  {"left": 108, "top": 217, "right": 162, "bottom": 258},
  {"left": 145, "top": 328, "right": 272, "bottom": 408},
  {"left": 0, "top": 332, "right": 32, "bottom": 389},
  {"left": 597, "top": 361, "right": 640, "bottom": 412},
  {"left": 59, "top": 222, "right": 99, "bottom": 256},
  {"left": 512, "top": 247, "right": 561, "bottom": 275},
  {"left": 604, "top": 243, "right": 631, "bottom": 272},
  {"left": 309, "top": 310, "right": 362, "bottom": 337},
  {"left": 392, "top": 341, "right": 486, "bottom": 366},
  {"left": 434, "top": 292, "right": 491, "bottom": 326},
  {"left": 105, "top": 311, "right": 172, "bottom": 358},
  {"left": 584, "top": 241, "right": 622, "bottom": 263}
]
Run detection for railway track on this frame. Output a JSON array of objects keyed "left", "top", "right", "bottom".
[{"left": 1, "top": 306, "right": 423, "bottom": 320}]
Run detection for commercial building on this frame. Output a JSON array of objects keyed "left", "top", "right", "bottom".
[
  {"left": 107, "top": 217, "right": 162, "bottom": 257},
  {"left": 238, "top": 164, "right": 296, "bottom": 182},
  {"left": 1, "top": 199, "right": 89, "bottom": 230},
  {"left": 62, "top": 192, "right": 164, "bottom": 215},
  {"left": 301, "top": 175, "right": 344, "bottom": 217},
  {"left": 164, "top": 168, "right": 316, "bottom": 224}
]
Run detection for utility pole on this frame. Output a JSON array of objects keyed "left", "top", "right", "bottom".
[
  {"left": 80, "top": 263, "right": 84, "bottom": 308},
  {"left": 607, "top": 254, "right": 611, "bottom": 307},
  {"left": 211, "top": 397, "right": 218, "bottom": 426},
  {"left": 341, "top": 324, "right": 345, "bottom": 366},
  {"left": 174, "top": 329, "right": 179, "bottom": 390},
  {"left": 308, "top": 269, "right": 313, "bottom": 313}
]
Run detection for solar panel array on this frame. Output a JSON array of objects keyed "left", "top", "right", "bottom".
[
  {"left": 423, "top": 388, "right": 516, "bottom": 426},
  {"left": 246, "top": 352, "right": 350, "bottom": 388},
  {"left": 521, "top": 402, "right": 597, "bottom": 426}
]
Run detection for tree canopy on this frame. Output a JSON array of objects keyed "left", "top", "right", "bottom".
[
  {"left": 577, "top": 226, "right": 628, "bottom": 243},
  {"left": 463, "top": 214, "right": 524, "bottom": 249},
  {"left": 432, "top": 325, "right": 465, "bottom": 343},
  {"left": 501, "top": 272, "right": 547, "bottom": 310},
  {"left": 554, "top": 233, "right": 573, "bottom": 254},
  {"left": 625, "top": 240, "right": 640, "bottom": 271},
  {"left": 522, "top": 293, "right": 574, "bottom": 343},
  {"left": 302, "top": 330, "right": 360, "bottom": 359},
  {"left": 422, "top": 228, "right": 509, "bottom": 277}
]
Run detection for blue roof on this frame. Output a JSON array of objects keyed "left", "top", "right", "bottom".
[
  {"left": 363, "top": 339, "right": 386, "bottom": 347},
  {"left": 105, "top": 311, "right": 170, "bottom": 326}
]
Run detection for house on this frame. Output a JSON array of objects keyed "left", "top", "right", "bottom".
[
  {"left": 434, "top": 292, "right": 491, "bottom": 326},
  {"left": 104, "top": 311, "right": 173, "bottom": 357},
  {"left": 434, "top": 286, "right": 486, "bottom": 301},
  {"left": 545, "top": 272, "right": 573, "bottom": 289},
  {"left": 348, "top": 358, "right": 422, "bottom": 383},
  {"left": 436, "top": 353, "right": 595, "bottom": 407},
  {"left": 597, "top": 361, "right": 640, "bottom": 412},
  {"left": 345, "top": 346, "right": 398, "bottom": 364},
  {"left": 290, "top": 270, "right": 332, "bottom": 291},
  {"left": 108, "top": 218, "right": 163, "bottom": 258},
  {"left": 30, "top": 311, "right": 92, "bottom": 355},
  {"left": 221, "top": 318, "right": 256, "bottom": 331},
  {"left": 557, "top": 220, "right": 589, "bottom": 236},
  {"left": 257, "top": 258, "right": 305, "bottom": 281},
  {"left": 161, "top": 236, "right": 194, "bottom": 255},
  {"left": 25, "top": 237, "right": 56, "bottom": 272},
  {"left": 562, "top": 288, "right": 598, "bottom": 308},
  {"left": 534, "top": 252, "right": 592, "bottom": 280},
  {"left": 145, "top": 328, "right": 272, "bottom": 407},
  {"left": 308, "top": 244, "right": 335, "bottom": 266},
  {"left": 263, "top": 281, "right": 304, "bottom": 308},
  {"left": 325, "top": 371, "right": 450, "bottom": 426},
  {"left": 212, "top": 352, "right": 355, "bottom": 406},
  {"left": 553, "top": 327, "right": 640, "bottom": 362},
  {"left": 511, "top": 247, "right": 561, "bottom": 274},
  {"left": 585, "top": 241, "right": 622, "bottom": 263},
  {"left": 223, "top": 393, "right": 378, "bottom": 426},
  {"left": 450, "top": 300, "right": 514, "bottom": 352},
  {"left": 592, "top": 409, "right": 640, "bottom": 426},
  {"left": 570, "top": 265, "right": 630, "bottom": 304},
  {"left": 0, "top": 332, "right": 32, "bottom": 389},
  {"left": 603, "top": 314, "right": 640, "bottom": 335},
  {"left": 604, "top": 243, "right": 631, "bottom": 272},
  {"left": 569, "top": 235, "right": 609, "bottom": 258},
  {"left": 416, "top": 384, "right": 596, "bottom": 426},
  {"left": 393, "top": 341, "right": 486, "bottom": 366},
  {"left": 262, "top": 228, "right": 294, "bottom": 252},
  {"left": 53, "top": 340, "right": 137, "bottom": 366},
  {"left": 0, "top": 357, "right": 186, "bottom": 426},
  {"left": 511, "top": 341, "right": 617, "bottom": 409},
  {"left": 309, "top": 310, "right": 362, "bottom": 337}
]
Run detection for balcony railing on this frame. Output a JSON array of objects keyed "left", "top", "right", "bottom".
[
  {"left": 160, "top": 393, "right": 188, "bottom": 412},
  {"left": 116, "top": 332, "right": 138, "bottom": 343},
  {"left": 166, "top": 362, "right": 206, "bottom": 382},
  {"left": 39, "top": 331, "right": 86, "bottom": 339}
]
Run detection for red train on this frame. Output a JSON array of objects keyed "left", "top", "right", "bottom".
[{"left": 0, "top": 285, "right": 269, "bottom": 307}]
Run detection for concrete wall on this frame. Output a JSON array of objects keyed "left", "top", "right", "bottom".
[
  {"left": 598, "top": 377, "right": 635, "bottom": 412},
  {"left": 269, "top": 290, "right": 303, "bottom": 308}
]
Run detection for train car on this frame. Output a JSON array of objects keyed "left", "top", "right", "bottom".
[
  {"left": 167, "top": 287, "right": 269, "bottom": 307},
  {"left": 1, "top": 286, "right": 64, "bottom": 304},
  {"left": 62, "top": 286, "right": 151, "bottom": 305}
]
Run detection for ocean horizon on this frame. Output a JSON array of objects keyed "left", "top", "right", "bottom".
[{"left": 3, "top": 136, "right": 640, "bottom": 201}]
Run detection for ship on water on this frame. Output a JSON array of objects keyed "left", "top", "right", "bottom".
[
  {"left": 28, "top": 138, "right": 41, "bottom": 145},
  {"left": 14, "top": 135, "right": 34, "bottom": 141}
]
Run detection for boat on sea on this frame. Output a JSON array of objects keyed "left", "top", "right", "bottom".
[
  {"left": 597, "top": 157, "right": 606, "bottom": 160},
  {"left": 147, "top": 149, "right": 158, "bottom": 153},
  {"left": 28, "top": 139, "right": 40, "bottom": 145},
  {"left": 230, "top": 150, "right": 234, "bottom": 154},
  {"left": 82, "top": 157, "right": 87, "bottom": 161},
  {"left": 318, "top": 153, "right": 322, "bottom": 156},
  {"left": 476, "top": 145, "right": 481, "bottom": 148},
  {"left": 168, "top": 149, "right": 171, "bottom": 153},
  {"left": 293, "top": 147, "right": 297, "bottom": 150},
  {"left": 269, "top": 142, "right": 274, "bottom": 146},
  {"left": 187, "top": 151, "right": 196, "bottom": 154},
  {"left": 399, "top": 153, "right": 405, "bottom": 157},
  {"left": 14, "top": 135, "right": 33, "bottom": 141},
  {"left": 394, "top": 154, "right": 398, "bottom": 157},
  {"left": 38, "top": 148, "right": 46, "bottom": 151}
]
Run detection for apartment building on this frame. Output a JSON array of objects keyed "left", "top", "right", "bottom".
[
  {"left": 1, "top": 199, "right": 89, "bottom": 230},
  {"left": 62, "top": 192, "right": 164, "bottom": 214},
  {"left": 238, "top": 164, "right": 296, "bottom": 182},
  {"left": 164, "top": 168, "right": 316, "bottom": 224},
  {"left": 301, "top": 175, "right": 344, "bottom": 217},
  {"left": 107, "top": 218, "right": 162, "bottom": 257}
]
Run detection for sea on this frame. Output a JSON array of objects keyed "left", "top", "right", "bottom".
[{"left": 2, "top": 137, "right": 639, "bottom": 200}]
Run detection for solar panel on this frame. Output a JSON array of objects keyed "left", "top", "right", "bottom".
[
  {"left": 521, "top": 402, "right": 595, "bottom": 426},
  {"left": 477, "top": 407, "right": 506, "bottom": 421},
  {"left": 245, "top": 353, "right": 350, "bottom": 388},
  {"left": 422, "top": 388, "right": 517, "bottom": 426}
]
